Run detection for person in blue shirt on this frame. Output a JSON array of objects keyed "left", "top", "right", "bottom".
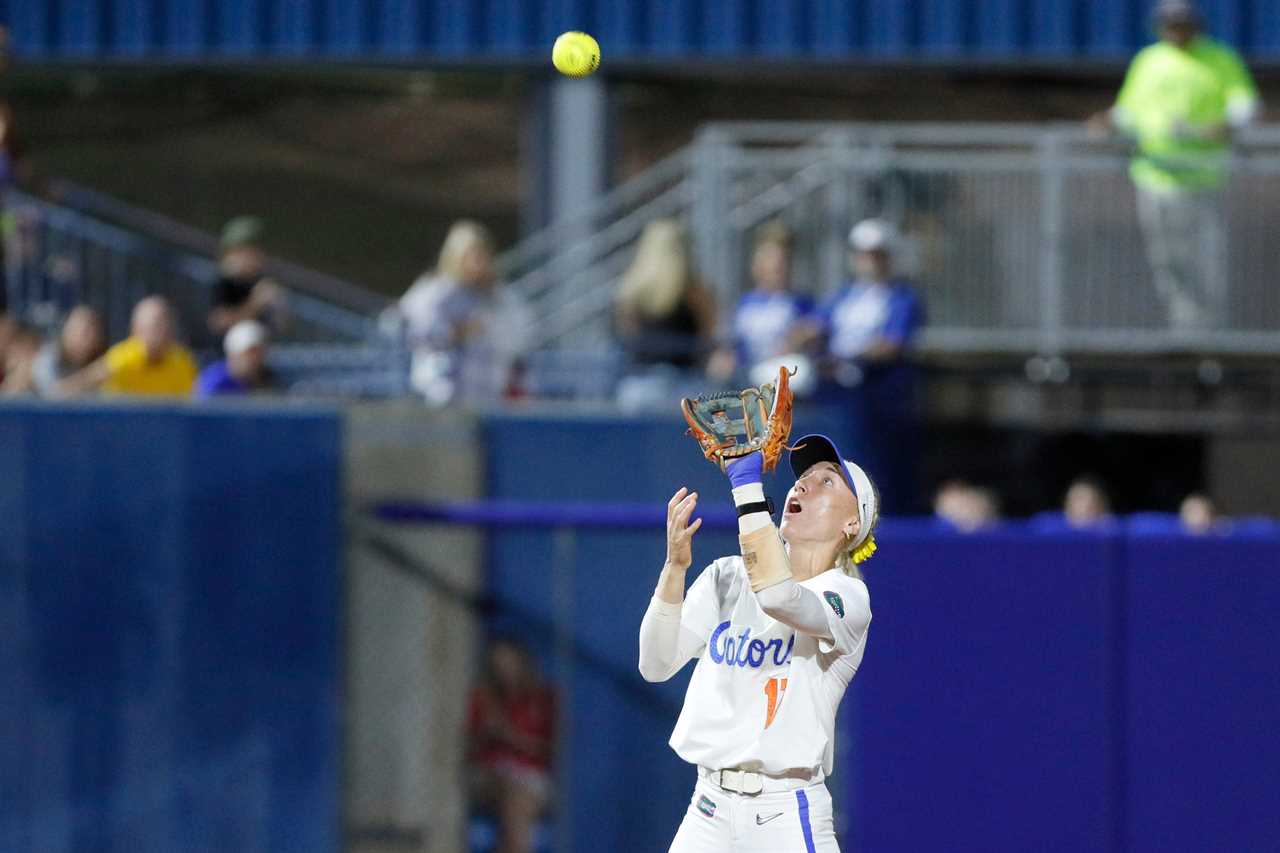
[
  {"left": 811, "top": 219, "right": 924, "bottom": 388},
  {"left": 796, "top": 218, "right": 926, "bottom": 513},
  {"left": 708, "top": 221, "right": 814, "bottom": 387},
  {"left": 195, "top": 319, "right": 276, "bottom": 399}
]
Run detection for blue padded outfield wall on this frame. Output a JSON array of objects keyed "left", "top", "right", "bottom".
[
  {"left": 0, "top": 402, "right": 343, "bottom": 853},
  {"left": 3, "top": 0, "right": 1280, "bottom": 63},
  {"left": 1, "top": 402, "right": 1277, "bottom": 853}
]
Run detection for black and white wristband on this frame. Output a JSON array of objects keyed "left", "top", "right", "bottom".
[{"left": 735, "top": 498, "right": 774, "bottom": 518}]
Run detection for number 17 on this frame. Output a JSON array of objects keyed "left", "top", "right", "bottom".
[{"left": 764, "top": 677, "right": 788, "bottom": 729}]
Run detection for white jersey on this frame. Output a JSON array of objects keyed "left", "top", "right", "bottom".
[{"left": 668, "top": 556, "right": 871, "bottom": 776}]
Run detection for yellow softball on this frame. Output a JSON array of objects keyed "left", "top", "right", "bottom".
[{"left": 552, "top": 31, "right": 600, "bottom": 78}]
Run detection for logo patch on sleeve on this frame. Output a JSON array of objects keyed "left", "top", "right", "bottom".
[
  {"left": 696, "top": 795, "right": 717, "bottom": 817},
  {"left": 823, "top": 591, "right": 845, "bottom": 618}
]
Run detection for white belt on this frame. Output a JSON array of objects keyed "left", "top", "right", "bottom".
[{"left": 699, "top": 766, "right": 820, "bottom": 796}]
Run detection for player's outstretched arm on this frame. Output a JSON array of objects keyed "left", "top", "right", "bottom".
[
  {"left": 638, "top": 487, "right": 707, "bottom": 682},
  {"left": 756, "top": 579, "right": 838, "bottom": 639},
  {"left": 728, "top": 453, "right": 840, "bottom": 641},
  {"left": 728, "top": 453, "right": 794, "bottom": 590}
]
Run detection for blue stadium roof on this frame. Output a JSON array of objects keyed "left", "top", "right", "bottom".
[{"left": 2, "top": 0, "right": 1275, "bottom": 65}]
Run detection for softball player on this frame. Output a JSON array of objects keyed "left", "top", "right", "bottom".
[{"left": 639, "top": 434, "right": 877, "bottom": 853}]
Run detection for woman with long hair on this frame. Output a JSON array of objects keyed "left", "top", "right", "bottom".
[
  {"left": 614, "top": 219, "right": 717, "bottom": 370},
  {"left": 397, "top": 220, "right": 531, "bottom": 405}
]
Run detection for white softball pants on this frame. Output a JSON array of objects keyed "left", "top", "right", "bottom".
[{"left": 666, "top": 775, "right": 839, "bottom": 853}]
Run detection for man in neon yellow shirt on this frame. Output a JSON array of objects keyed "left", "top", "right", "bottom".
[
  {"left": 56, "top": 296, "right": 197, "bottom": 397},
  {"left": 1088, "top": 0, "right": 1260, "bottom": 330}
]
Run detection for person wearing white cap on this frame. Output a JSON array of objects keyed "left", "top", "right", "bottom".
[
  {"left": 639, "top": 437, "right": 878, "bottom": 853},
  {"left": 813, "top": 218, "right": 924, "bottom": 379},
  {"left": 195, "top": 319, "right": 275, "bottom": 398},
  {"left": 796, "top": 218, "right": 924, "bottom": 513}
]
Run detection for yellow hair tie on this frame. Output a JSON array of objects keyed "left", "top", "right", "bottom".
[{"left": 850, "top": 535, "right": 878, "bottom": 565}]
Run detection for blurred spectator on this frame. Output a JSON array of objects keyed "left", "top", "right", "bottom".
[
  {"left": 613, "top": 219, "right": 717, "bottom": 371},
  {"left": 1064, "top": 476, "right": 1115, "bottom": 529},
  {"left": 1179, "top": 491, "right": 1223, "bottom": 535},
  {"left": 207, "top": 215, "right": 287, "bottom": 343},
  {"left": 56, "top": 296, "right": 196, "bottom": 398},
  {"left": 797, "top": 218, "right": 925, "bottom": 512},
  {"left": 1087, "top": 0, "right": 1260, "bottom": 330},
  {"left": 467, "top": 638, "right": 556, "bottom": 853},
  {"left": 707, "top": 220, "right": 812, "bottom": 384},
  {"left": 396, "top": 220, "right": 532, "bottom": 406},
  {"left": 0, "top": 321, "right": 39, "bottom": 396},
  {"left": 195, "top": 320, "right": 276, "bottom": 399},
  {"left": 934, "top": 480, "right": 1002, "bottom": 533},
  {"left": 807, "top": 219, "right": 925, "bottom": 377},
  {"left": 30, "top": 305, "right": 106, "bottom": 396}
]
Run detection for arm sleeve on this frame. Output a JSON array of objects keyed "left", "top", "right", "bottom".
[
  {"left": 755, "top": 578, "right": 832, "bottom": 638},
  {"left": 399, "top": 278, "right": 455, "bottom": 349},
  {"left": 1220, "top": 48, "right": 1261, "bottom": 127},
  {"left": 879, "top": 287, "right": 923, "bottom": 347},
  {"left": 193, "top": 367, "right": 216, "bottom": 399},
  {"left": 759, "top": 575, "right": 871, "bottom": 656},
  {"left": 638, "top": 561, "right": 721, "bottom": 682}
]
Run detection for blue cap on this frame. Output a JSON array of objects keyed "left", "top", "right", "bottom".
[
  {"left": 789, "top": 433, "right": 880, "bottom": 547},
  {"left": 789, "top": 434, "right": 855, "bottom": 494}
]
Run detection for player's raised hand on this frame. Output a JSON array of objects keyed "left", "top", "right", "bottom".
[{"left": 665, "top": 487, "right": 703, "bottom": 571}]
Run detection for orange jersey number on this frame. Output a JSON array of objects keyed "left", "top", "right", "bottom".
[{"left": 764, "top": 677, "right": 789, "bottom": 729}]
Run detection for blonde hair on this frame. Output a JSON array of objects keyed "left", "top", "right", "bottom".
[
  {"left": 615, "top": 219, "right": 694, "bottom": 320},
  {"left": 436, "top": 220, "right": 494, "bottom": 281}
]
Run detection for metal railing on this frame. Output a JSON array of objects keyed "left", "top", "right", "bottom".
[
  {"left": 3, "top": 187, "right": 412, "bottom": 396},
  {"left": 12, "top": 120, "right": 1280, "bottom": 406},
  {"left": 494, "top": 146, "right": 695, "bottom": 350},
  {"left": 4, "top": 187, "right": 384, "bottom": 345},
  {"left": 497, "top": 121, "right": 1280, "bottom": 357}
]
